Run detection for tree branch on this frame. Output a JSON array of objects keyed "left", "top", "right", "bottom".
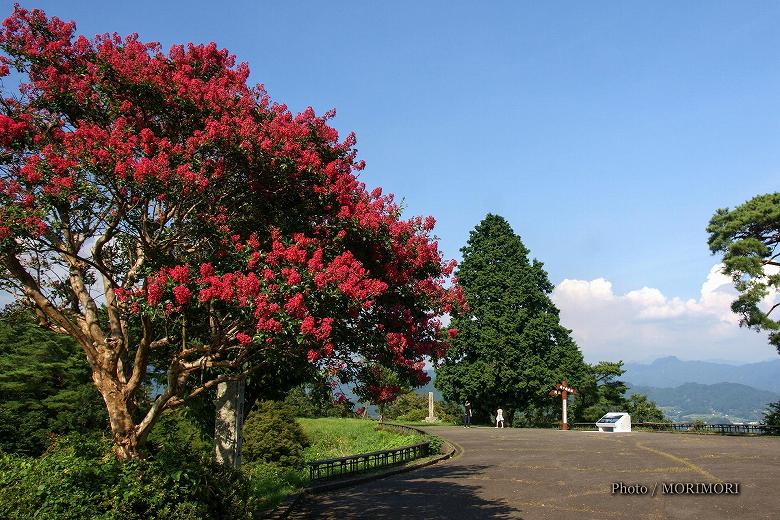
[{"left": 2, "top": 252, "right": 96, "bottom": 359}]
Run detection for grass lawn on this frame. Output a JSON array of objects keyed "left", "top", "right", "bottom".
[
  {"left": 388, "top": 419, "right": 456, "bottom": 427},
  {"left": 299, "top": 418, "right": 426, "bottom": 460}
]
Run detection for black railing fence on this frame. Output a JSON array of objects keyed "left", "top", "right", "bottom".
[
  {"left": 307, "top": 422, "right": 437, "bottom": 482},
  {"left": 307, "top": 442, "right": 430, "bottom": 482},
  {"left": 570, "top": 422, "right": 780, "bottom": 435}
]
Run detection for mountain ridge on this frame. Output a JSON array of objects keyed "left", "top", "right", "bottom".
[
  {"left": 626, "top": 381, "right": 779, "bottom": 423},
  {"left": 623, "top": 356, "right": 780, "bottom": 393}
]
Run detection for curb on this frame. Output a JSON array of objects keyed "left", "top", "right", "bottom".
[{"left": 266, "top": 434, "right": 462, "bottom": 519}]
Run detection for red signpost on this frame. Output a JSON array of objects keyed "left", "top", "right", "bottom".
[{"left": 549, "top": 380, "right": 576, "bottom": 430}]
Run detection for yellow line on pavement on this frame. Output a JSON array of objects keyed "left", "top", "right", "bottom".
[{"left": 634, "top": 442, "right": 721, "bottom": 482}]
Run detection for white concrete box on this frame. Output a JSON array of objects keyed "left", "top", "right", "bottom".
[{"left": 596, "top": 412, "right": 631, "bottom": 432}]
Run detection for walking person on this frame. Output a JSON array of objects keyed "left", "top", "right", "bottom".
[
  {"left": 463, "top": 400, "right": 472, "bottom": 427},
  {"left": 495, "top": 407, "right": 505, "bottom": 428}
]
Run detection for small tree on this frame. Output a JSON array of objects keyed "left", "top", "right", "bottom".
[
  {"left": 0, "top": 6, "right": 461, "bottom": 458},
  {"left": 707, "top": 193, "right": 780, "bottom": 353},
  {"left": 352, "top": 364, "right": 407, "bottom": 422}
]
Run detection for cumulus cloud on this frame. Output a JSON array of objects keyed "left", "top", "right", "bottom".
[{"left": 552, "top": 264, "right": 778, "bottom": 363}]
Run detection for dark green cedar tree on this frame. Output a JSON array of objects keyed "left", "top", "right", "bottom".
[
  {"left": 0, "top": 307, "right": 107, "bottom": 455},
  {"left": 435, "top": 214, "right": 589, "bottom": 424}
]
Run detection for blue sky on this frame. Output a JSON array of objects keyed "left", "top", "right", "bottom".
[{"left": 2, "top": 1, "right": 778, "bottom": 362}]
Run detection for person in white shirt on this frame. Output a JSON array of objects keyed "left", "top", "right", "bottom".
[{"left": 495, "top": 407, "right": 505, "bottom": 428}]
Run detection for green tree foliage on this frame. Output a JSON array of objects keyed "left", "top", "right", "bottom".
[
  {"left": 575, "top": 361, "right": 629, "bottom": 422},
  {"left": 435, "top": 214, "right": 589, "bottom": 423},
  {"left": 146, "top": 409, "right": 213, "bottom": 459},
  {"left": 282, "top": 386, "right": 321, "bottom": 418},
  {"left": 281, "top": 381, "right": 354, "bottom": 419},
  {"left": 383, "top": 389, "right": 455, "bottom": 422},
  {"left": 511, "top": 402, "right": 559, "bottom": 427},
  {"left": 574, "top": 361, "right": 666, "bottom": 423},
  {"left": 707, "top": 193, "right": 780, "bottom": 353},
  {"left": 242, "top": 401, "right": 310, "bottom": 469},
  {"left": 624, "top": 394, "right": 667, "bottom": 423},
  {"left": 0, "top": 307, "right": 107, "bottom": 455},
  {"left": 764, "top": 401, "right": 780, "bottom": 427}
]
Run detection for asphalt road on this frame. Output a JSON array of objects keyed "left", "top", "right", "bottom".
[{"left": 289, "top": 426, "right": 780, "bottom": 519}]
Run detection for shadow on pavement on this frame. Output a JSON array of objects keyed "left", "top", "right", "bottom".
[{"left": 289, "top": 464, "right": 523, "bottom": 519}]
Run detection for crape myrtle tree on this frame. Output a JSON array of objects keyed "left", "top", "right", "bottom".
[
  {"left": 707, "top": 193, "right": 780, "bottom": 353},
  {"left": 0, "top": 6, "right": 463, "bottom": 459},
  {"left": 435, "top": 214, "right": 588, "bottom": 425}
]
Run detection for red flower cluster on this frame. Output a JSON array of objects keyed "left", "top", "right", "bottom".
[{"left": 366, "top": 384, "right": 402, "bottom": 404}]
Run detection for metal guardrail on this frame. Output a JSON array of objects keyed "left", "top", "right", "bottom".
[
  {"left": 307, "top": 441, "right": 431, "bottom": 482},
  {"left": 571, "top": 422, "right": 780, "bottom": 435},
  {"left": 307, "top": 422, "right": 434, "bottom": 482}
]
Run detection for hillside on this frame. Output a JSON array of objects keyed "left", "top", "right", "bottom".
[
  {"left": 623, "top": 357, "right": 780, "bottom": 393},
  {"left": 626, "top": 382, "right": 779, "bottom": 423}
]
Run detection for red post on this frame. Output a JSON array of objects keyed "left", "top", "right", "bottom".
[{"left": 549, "top": 380, "right": 576, "bottom": 431}]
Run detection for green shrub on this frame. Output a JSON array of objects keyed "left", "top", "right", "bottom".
[
  {"left": 0, "top": 432, "right": 258, "bottom": 520},
  {"left": 242, "top": 401, "right": 310, "bottom": 469},
  {"left": 398, "top": 407, "right": 427, "bottom": 422},
  {"left": 426, "top": 435, "right": 443, "bottom": 454}
]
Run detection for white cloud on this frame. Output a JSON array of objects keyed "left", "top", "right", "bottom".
[{"left": 552, "top": 264, "right": 778, "bottom": 363}]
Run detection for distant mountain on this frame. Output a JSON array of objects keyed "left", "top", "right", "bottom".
[
  {"left": 623, "top": 357, "right": 780, "bottom": 393},
  {"left": 626, "top": 382, "right": 779, "bottom": 423}
]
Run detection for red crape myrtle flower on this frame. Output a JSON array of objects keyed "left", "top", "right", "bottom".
[{"left": 0, "top": 5, "right": 464, "bottom": 458}]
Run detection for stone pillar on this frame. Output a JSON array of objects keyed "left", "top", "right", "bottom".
[
  {"left": 215, "top": 379, "right": 245, "bottom": 468},
  {"left": 425, "top": 391, "right": 437, "bottom": 422}
]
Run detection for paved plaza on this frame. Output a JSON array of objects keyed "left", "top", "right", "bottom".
[{"left": 290, "top": 426, "right": 780, "bottom": 519}]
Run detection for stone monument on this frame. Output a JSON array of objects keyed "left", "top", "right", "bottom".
[
  {"left": 215, "top": 379, "right": 245, "bottom": 467},
  {"left": 424, "top": 391, "right": 437, "bottom": 422}
]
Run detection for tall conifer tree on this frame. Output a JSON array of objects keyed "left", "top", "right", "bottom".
[{"left": 435, "top": 214, "right": 588, "bottom": 424}]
